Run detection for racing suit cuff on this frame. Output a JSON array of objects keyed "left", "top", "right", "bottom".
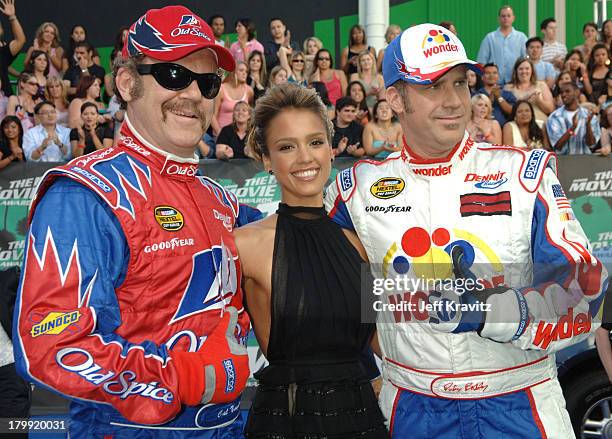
[
  {"left": 479, "top": 288, "right": 529, "bottom": 342},
  {"left": 172, "top": 352, "right": 204, "bottom": 406}
]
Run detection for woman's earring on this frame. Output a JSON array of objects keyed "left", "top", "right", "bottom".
[{"left": 268, "top": 170, "right": 274, "bottom": 175}]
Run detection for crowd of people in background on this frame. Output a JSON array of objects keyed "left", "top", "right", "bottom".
[{"left": 0, "top": 1, "right": 610, "bottom": 168}]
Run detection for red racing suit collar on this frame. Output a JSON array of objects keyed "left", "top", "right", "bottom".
[
  {"left": 401, "top": 131, "right": 476, "bottom": 178},
  {"left": 119, "top": 115, "right": 200, "bottom": 182}
]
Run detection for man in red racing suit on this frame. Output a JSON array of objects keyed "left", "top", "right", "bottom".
[{"left": 12, "top": 6, "right": 258, "bottom": 438}]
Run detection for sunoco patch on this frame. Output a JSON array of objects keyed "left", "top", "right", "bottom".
[
  {"left": 31, "top": 311, "right": 81, "bottom": 337},
  {"left": 154, "top": 206, "right": 184, "bottom": 231}
]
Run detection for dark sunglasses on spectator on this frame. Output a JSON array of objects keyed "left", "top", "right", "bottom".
[
  {"left": 292, "top": 59, "right": 305, "bottom": 63},
  {"left": 136, "top": 63, "right": 222, "bottom": 99},
  {"left": 318, "top": 57, "right": 331, "bottom": 61}
]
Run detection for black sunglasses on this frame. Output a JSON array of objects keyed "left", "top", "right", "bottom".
[{"left": 136, "top": 63, "right": 222, "bottom": 99}]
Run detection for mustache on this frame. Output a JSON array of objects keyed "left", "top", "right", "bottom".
[{"left": 161, "top": 99, "right": 208, "bottom": 130}]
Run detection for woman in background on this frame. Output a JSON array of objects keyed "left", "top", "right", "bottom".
[
  {"left": 303, "top": 36, "right": 323, "bottom": 79},
  {"left": 7, "top": 73, "right": 39, "bottom": 132},
  {"left": 215, "top": 101, "right": 252, "bottom": 160},
  {"left": 268, "top": 65, "right": 288, "bottom": 88},
  {"left": 504, "top": 57, "right": 554, "bottom": 122},
  {"left": 247, "top": 50, "right": 268, "bottom": 102},
  {"left": 212, "top": 61, "right": 253, "bottom": 136},
  {"left": 349, "top": 50, "right": 384, "bottom": 109},
  {"left": 362, "top": 99, "right": 402, "bottom": 158},
  {"left": 70, "top": 101, "right": 113, "bottom": 157},
  {"left": 310, "top": 49, "right": 347, "bottom": 107},
  {"left": 467, "top": 68, "right": 483, "bottom": 95},
  {"left": 23, "top": 22, "right": 62, "bottom": 77},
  {"left": 467, "top": 94, "right": 501, "bottom": 144},
  {"left": 502, "top": 100, "right": 549, "bottom": 150},
  {"left": 45, "top": 77, "right": 69, "bottom": 127},
  {"left": 279, "top": 50, "right": 307, "bottom": 87},
  {"left": 67, "top": 76, "right": 107, "bottom": 129},
  {"left": 230, "top": 18, "right": 264, "bottom": 63},
  {"left": 24, "top": 50, "right": 49, "bottom": 98},
  {"left": 0, "top": 115, "right": 24, "bottom": 169},
  {"left": 236, "top": 83, "right": 387, "bottom": 438},
  {"left": 585, "top": 43, "right": 611, "bottom": 105},
  {"left": 564, "top": 49, "right": 590, "bottom": 93},
  {"left": 340, "top": 24, "right": 376, "bottom": 76},
  {"left": 347, "top": 80, "right": 371, "bottom": 125}
]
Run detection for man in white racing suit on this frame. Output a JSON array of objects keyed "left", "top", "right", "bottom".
[{"left": 325, "top": 23, "right": 607, "bottom": 438}]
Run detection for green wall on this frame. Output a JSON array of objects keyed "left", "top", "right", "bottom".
[{"left": 313, "top": 0, "right": 597, "bottom": 63}]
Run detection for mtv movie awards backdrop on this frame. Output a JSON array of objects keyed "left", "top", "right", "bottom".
[{"left": 0, "top": 157, "right": 609, "bottom": 270}]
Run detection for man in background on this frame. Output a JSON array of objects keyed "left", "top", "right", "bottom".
[{"left": 477, "top": 5, "right": 527, "bottom": 84}]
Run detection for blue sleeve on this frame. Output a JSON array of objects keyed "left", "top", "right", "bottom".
[{"left": 236, "top": 204, "right": 264, "bottom": 227}]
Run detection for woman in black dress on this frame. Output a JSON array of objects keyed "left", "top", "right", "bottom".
[{"left": 235, "top": 83, "right": 387, "bottom": 438}]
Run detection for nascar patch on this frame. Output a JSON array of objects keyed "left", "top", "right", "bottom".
[
  {"left": 370, "top": 177, "right": 405, "bottom": 199},
  {"left": 154, "top": 206, "right": 184, "bottom": 231},
  {"left": 31, "top": 311, "right": 81, "bottom": 337},
  {"left": 460, "top": 191, "right": 512, "bottom": 217}
]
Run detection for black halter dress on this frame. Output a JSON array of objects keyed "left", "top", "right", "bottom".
[{"left": 245, "top": 204, "right": 388, "bottom": 439}]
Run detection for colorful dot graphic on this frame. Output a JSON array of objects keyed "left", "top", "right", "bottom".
[
  {"left": 384, "top": 227, "right": 503, "bottom": 280},
  {"left": 427, "top": 29, "right": 450, "bottom": 44}
]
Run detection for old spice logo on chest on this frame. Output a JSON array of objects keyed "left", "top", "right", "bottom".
[{"left": 162, "top": 161, "right": 198, "bottom": 178}]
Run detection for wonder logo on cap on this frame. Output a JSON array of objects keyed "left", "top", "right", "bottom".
[
  {"left": 382, "top": 23, "right": 481, "bottom": 87},
  {"left": 422, "top": 29, "right": 459, "bottom": 58}
]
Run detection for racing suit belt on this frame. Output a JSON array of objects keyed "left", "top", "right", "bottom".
[{"left": 383, "top": 355, "right": 555, "bottom": 399}]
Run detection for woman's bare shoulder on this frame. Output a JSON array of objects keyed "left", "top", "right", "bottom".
[{"left": 234, "top": 214, "right": 277, "bottom": 246}]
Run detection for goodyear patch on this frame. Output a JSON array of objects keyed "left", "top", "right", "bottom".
[
  {"left": 31, "top": 311, "right": 81, "bottom": 337},
  {"left": 370, "top": 177, "right": 405, "bottom": 199},
  {"left": 154, "top": 206, "right": 184, "bottom": 231}
]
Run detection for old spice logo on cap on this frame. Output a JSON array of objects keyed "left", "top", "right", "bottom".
[
  {"left": 421, "top": 29, "right": 459, "bottom": 58},
  {"left": 123, "top": 5, "right": 235, "bottom": 71}
]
